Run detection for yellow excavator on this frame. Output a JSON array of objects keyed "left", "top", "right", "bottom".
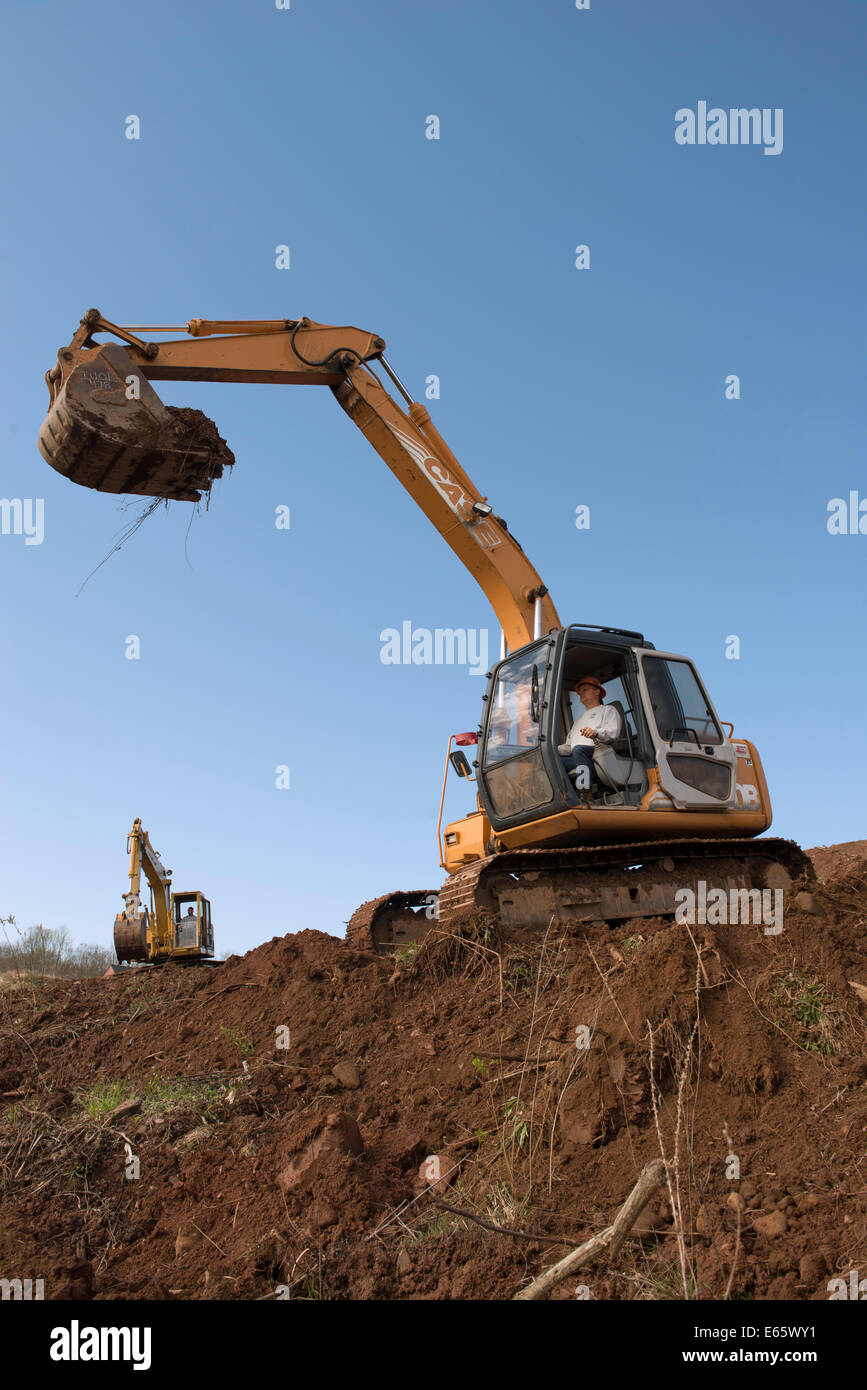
[
  {"left": 113, "top": 818, "right": 215, "bottom": 965},
  {"left": 40, "top": 311, "right": 811, "bottom": 951}
]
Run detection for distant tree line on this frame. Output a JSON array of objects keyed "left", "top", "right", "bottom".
[{"left": 0, "top": 918, "right": 114, "bottom": 979}]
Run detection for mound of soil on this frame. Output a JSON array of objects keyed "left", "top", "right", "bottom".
[
  {"left": 0, "top": 844, "right": 864, "bottom": 1301},
  {"left": 807, "top": 839, "right": 867, "bottom": 884}
]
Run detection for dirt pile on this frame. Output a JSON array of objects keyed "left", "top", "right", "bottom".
[{"left": 0, "top": 843, "right": 864, "bottom": 1301}]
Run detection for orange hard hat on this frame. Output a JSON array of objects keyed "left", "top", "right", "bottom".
[{"left": 576, "top": 675, "right": 606, "bottom": 697}]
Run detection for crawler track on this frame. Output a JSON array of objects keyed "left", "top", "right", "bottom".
[
  {"left": 346, "top": 889, "right": 439, "bottom": 953},
  {"left": 351, "top": 838, "right": 813, "bottom": 952},
  {"left": 438, "top": 836, "right": 811, "bottom": 930}
]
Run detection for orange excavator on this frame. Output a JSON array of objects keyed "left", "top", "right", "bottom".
[{"left": 39, "top": 311, "right": 811, "bottom": 951}]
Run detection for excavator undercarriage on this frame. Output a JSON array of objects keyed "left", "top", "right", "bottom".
[{"left": 347, "top": 838, "right": 813, "bottom": 952}]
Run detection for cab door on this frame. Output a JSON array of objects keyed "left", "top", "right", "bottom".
[
  {"left": 199, "top": 898, "right": 214, "bottom": 955},
  {"left": 477, "top": 634, "right": 572, "bottom": 830},
  {"left": 632, "top": 649, "right": 738, "bottom": 809}
]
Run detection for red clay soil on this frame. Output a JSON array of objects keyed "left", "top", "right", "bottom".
[{"left": 0, "top": 843, "right": 864, "bottom": 1301}]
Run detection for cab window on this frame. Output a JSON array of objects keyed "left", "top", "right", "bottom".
[
  {"left": 481, "top": 645, "right": 554, "bottom": 820},
  {"left": 643, "top": 657, "right": 722, "bottom": 746},
  {"left": 484, "top": 647, "right": 544, "bottom": 765}
]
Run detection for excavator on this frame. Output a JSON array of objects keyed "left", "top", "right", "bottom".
[
  {"left": 39, "top": 310, "right": 811, "bottom": 952},
  {"left": 113, "top": 818, "right": 215, "bottom": 965}
]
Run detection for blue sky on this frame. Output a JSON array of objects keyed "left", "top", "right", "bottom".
[{"left": 1, "top": 0, "right": 864, "bottom": 954}]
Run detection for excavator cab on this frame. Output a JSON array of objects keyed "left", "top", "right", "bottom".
[
  {"left": 424, "top": 624, "right": 803, "bottom": 937},
  {"left": 474, "top": 625, "right": 749, "bottom": 839},
  {"left": 171, "top": 892, "right": 214, "bottom": 956}
]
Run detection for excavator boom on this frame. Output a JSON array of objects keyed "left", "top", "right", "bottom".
[
  {"left": 40, "top": 312, "right": 558, "bottom": 650},
  {"left": 113, "top": 819, "right": 172, "bottom": 962}
]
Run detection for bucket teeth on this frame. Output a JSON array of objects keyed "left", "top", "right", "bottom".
[{"left": 38, "top": 344, "right": 234, "bottom": 501}]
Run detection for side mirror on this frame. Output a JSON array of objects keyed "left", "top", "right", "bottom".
[{"left": 449, "top": 751, "right": 473, "bottom": 779}]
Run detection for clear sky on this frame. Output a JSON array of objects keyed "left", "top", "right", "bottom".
[{"left": 2, "top": 0, "right": 864, "bottom": 954}]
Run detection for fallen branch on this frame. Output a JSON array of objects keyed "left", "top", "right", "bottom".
[
  {"left": 512, "top": 1158, "right": 666, "bottom": 1300},
  {"left": 431, "top": 1198, "right": 579, "bottom": 1246},
  {"left": 189, "top": 981, "right": 264, "bottom": 1009}
]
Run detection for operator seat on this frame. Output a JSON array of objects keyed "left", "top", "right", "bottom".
[{"left": 592, "top": 700, "right": 648, "bottom": 793}]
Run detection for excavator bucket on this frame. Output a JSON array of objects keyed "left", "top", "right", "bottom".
[
  {"left": 114, "top": 910, "right": 149, "bottom": 964},
  {"left": 38, "top": 343, "right": 234, "bottom": 502}
]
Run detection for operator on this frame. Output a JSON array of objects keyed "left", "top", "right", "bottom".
[{"left": 558, "top": 677, "right": 621, "bottom": 795}]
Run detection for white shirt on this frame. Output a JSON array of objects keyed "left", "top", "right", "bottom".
[{"left": 562, "top": 703, "right": 622, "bottom": 751}]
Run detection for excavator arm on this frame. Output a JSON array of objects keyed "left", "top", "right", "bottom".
[
  {"left": 116, "top": 817, "right": 173, "bottom": 959},
  {"left": 39, "top": 312, "right": 560, "bottom": 650}
]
